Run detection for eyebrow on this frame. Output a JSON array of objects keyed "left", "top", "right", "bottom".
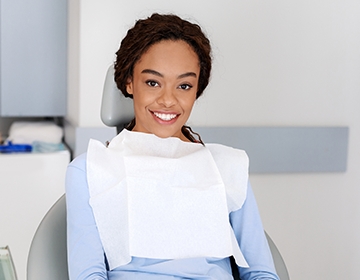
[{"left": 141, "top": 69, "right": 197, "bottom": 79}]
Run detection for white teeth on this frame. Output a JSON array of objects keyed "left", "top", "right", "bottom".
[{"left": 153, "top": 112, "right": 177, "bottom": 121}]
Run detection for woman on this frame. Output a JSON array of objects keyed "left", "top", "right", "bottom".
[{"left": 66, "top": 13, "right": 279, "bottom": 280}]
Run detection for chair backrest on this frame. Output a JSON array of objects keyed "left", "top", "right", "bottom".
[
  {"left": 27, "top": 195, "right": 69, "bottom": 280},
  {"left": 100, "top": 65, "right": 134, "bottom": 131},
  {"left": 265, "top": 231, "right": 290, "bottom": 280},
  {"left": 27, "top": 195, "right": 289, "bottom": 280}
]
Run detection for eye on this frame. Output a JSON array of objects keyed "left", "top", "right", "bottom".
[
  {"left": 146, "top": 80, "right": 159, "bottom": 87},
  {"left": 178, "top": 84, "right": 193, "bottom": 90}
]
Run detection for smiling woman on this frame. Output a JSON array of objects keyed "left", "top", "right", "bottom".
[{"left": 65, "top": 13, "right": 280, "bottom": 280}]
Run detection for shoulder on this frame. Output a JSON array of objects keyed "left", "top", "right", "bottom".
[
  {"left": 68, "top": 153, "right": 87, "bottom": 172},
  {"left": 65, "top": 153, "right": 90, "bottom": 199}
]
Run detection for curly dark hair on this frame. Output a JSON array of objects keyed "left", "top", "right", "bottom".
[{"left": 114, "top": 13, "right": 212, "bottom": 99}]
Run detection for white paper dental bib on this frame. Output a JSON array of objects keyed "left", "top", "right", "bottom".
[{"left": 87, "top": 130, "right": 249, "bottom": 270}]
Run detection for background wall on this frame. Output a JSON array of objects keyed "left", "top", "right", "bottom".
[{"left": 67, "top": 1, "right": 360, "bottom": 279}]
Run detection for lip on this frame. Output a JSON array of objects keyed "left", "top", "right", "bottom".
[{"left": 150, "top": 110, "right": 180, "bottom": 125}]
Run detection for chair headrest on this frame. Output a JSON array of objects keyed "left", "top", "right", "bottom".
[{"left": 100, "top": 65, "right": 134, "bottom": 127}]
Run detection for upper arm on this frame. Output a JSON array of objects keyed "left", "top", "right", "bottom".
[
  {"left": 65, "top": 154, "right": 108, "bottom": 280},
  {"left": 230, "top": 182, "right": 279, "bottom": 280}
]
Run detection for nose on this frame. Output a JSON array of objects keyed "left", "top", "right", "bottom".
[{"left": 156, "top": 87, "right": 177, "bottom": 107}]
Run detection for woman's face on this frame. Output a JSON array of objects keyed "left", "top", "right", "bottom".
[{"left": 126, "top": 40, "right": 200, "bottom": 141}]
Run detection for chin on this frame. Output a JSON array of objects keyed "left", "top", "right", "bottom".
[{"left": 152, "top": 129, "right": 181, "bottom": 140}]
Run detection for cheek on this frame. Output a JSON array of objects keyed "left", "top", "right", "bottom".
[
  {"left": 133, "top": 92, "right": 155, "bottom": 109},
  {"left": 181, "top": 96, "right": 196, "bottom": 112}
]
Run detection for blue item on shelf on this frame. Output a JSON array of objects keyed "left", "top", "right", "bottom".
[{"left": 0, "top": 142, "right": 32, "bottom": 153}]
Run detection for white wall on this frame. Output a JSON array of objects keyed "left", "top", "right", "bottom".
[{"left": 67, "top": 1, "right": 360, "bottom": 279}]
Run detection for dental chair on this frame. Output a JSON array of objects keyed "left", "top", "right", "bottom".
[{"left": 27, "top": 66, "right": 290, "bottom": 280}]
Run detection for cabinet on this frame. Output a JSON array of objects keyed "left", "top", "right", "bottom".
[
  {"left": 0, "top": 0, "right": 67, "bottom": 116},
  {"left": 0, "top": 150, "right": 70, "bottom": 280}
]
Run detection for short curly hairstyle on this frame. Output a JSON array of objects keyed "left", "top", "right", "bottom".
[{"left": 114, "top": 13, "right": 212, "bottom": 99}]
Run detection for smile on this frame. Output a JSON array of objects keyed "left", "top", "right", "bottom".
[{"left": 153, "top": 112, "right": 178, "bottom": 121}]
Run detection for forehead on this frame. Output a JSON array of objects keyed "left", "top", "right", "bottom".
[{"left": 135, "top": 40, "right": 200, "bottom": 72}]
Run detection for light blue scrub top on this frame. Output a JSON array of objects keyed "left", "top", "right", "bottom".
[{"left": 66, "top": 153, "right": 279, "bottom": 280}]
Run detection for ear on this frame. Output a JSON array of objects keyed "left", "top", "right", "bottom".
[{"left": 126, "top": 78, "right": 133, "bottom": 95}]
